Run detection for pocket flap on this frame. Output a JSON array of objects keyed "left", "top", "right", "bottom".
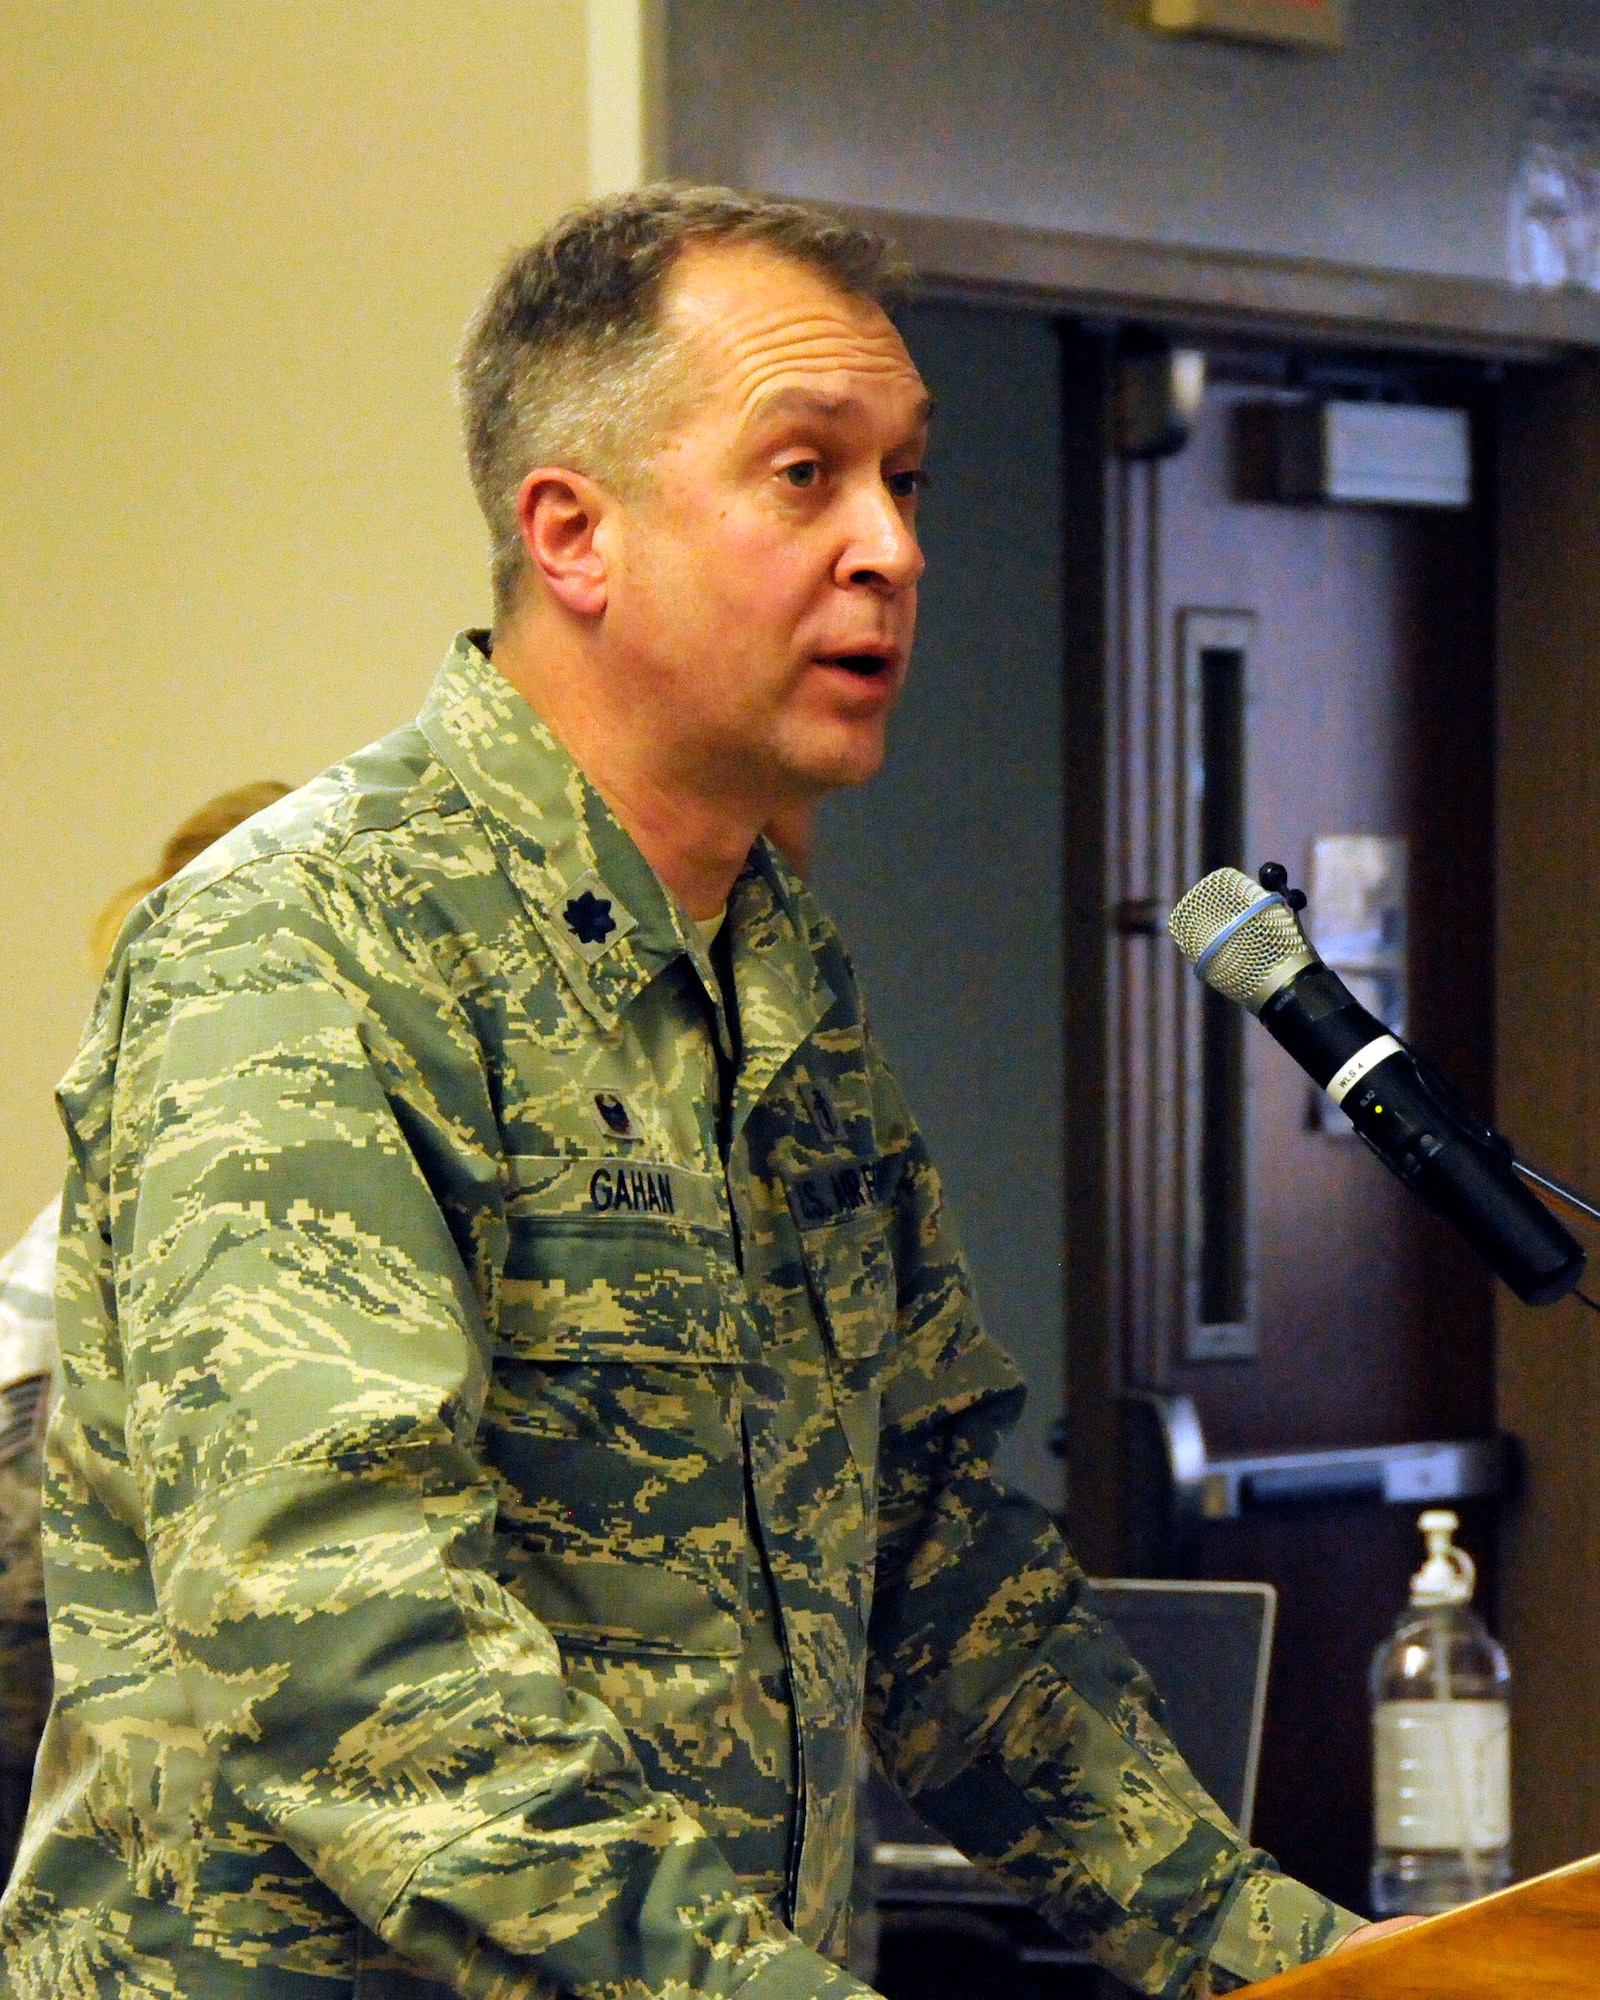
[
  {"left": 501, "top": 1155, "right": 739, "bottom": 1364},
  {"left": 518, "top": 1555, "right": 742, "bottom": 1657},
  {"left": 506, "top": 1153, "right": 730, "bottom": 1232}
]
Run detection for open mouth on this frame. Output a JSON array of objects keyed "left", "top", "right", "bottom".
[{"left": 819, "top": 652, "right": 892, "bottom": 677}]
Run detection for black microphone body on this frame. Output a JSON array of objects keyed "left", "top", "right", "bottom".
[{"left": 1259, "top": 962, "right": 1584, "bottom": 1307}]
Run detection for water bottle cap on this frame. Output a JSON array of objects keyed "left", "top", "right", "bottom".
[{"left": 1410, "top": 1508, "right": 1476, "bottom": 1606}]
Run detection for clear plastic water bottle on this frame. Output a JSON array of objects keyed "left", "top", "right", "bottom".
[{"left": 1370, "top": 1510, "right": 1511, "bottom": 1915}]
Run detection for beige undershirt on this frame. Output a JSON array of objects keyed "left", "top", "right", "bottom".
[{"left": 695, "top": 909, "right": 726, "bottom": 947}]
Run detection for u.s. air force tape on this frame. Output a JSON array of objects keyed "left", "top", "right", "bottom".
[{"left": 1326, "top": 1033, "right": 1404, "bottom": 1106}]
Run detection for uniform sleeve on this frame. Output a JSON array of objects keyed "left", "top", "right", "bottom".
[
  {"left": 860, "top": 1057, "right": 1363, "bottom": 1999},
  {"left": 71, "top": 862, "right": 869, "bottom": 2000}
]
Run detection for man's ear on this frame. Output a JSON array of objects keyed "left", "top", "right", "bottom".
[{"left": 515, "top": 467, "right": 614, "bottom": 619}]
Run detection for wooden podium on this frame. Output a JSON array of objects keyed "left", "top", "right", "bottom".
[{"left": 1247, "top": 1854, "right": 1600, "bottom": 1995}]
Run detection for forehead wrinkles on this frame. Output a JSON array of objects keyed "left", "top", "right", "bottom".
[
  {"left": 728, "top": 325, "right": 923, "bottom": 415},
  {"left": 665, "top": 263, "right": 923, "bottom": 419}
]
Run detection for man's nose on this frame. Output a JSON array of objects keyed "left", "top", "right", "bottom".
[{"left": 838, "top": 483, "right": 925, "bottom": 592}]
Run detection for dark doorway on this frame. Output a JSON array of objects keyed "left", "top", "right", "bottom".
[{"left": 1068, "top": 330, "right": 1500, "bottom": 1914}]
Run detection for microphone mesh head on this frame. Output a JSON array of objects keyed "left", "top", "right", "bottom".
[{"left": 1169, "top": 867, "right": 1315, "bottom": 1008}]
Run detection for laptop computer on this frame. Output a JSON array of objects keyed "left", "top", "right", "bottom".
[{"left": 868, "top": 1578, "right": 1277, "bottom": 1902}]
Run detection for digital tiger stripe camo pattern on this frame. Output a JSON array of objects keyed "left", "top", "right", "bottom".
[{"left": 3, "top": 634, "right": 1361, "bottom": 1997}]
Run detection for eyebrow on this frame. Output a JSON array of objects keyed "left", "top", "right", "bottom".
[{"left": 742, "top": 384, "right": 936, "bottom": 434}]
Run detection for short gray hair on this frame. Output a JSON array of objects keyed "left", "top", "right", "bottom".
[{"left": 457, "top": 184, "right": 909, "bottom": 614}]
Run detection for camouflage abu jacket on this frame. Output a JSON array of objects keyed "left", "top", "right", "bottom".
[{"left": 3, "top": 634, "right": 1360, "bottom": 1999}]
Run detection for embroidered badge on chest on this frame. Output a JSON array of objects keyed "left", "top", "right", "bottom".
[
  {"left": 553, "top": 869, "right": 637, "bottom": 963},
  {"left": 591, "top": 1090, "right": 637, "bottom": 1140},
  {"left": 800, "top": 1082, "right": 842, "bottom": 1144}
]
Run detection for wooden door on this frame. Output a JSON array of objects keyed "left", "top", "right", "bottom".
[
  {"left": 1063, "top": 331, "right": 1502, "bottom": 1913},
  {"left": 1495, "top": 355, "right": 1600, "bottom": 1878}
]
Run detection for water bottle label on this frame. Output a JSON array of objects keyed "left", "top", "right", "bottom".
[{"left": 1374, "top": 1701, "right": 1510, "bottom": 1850}]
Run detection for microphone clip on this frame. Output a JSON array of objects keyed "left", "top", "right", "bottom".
[{"left": 1256, "top": 860, "right": 1308, "bottom": 914}]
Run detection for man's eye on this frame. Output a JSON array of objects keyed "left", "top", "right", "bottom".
[
  {"left": 887, "top": 468, "right": 930, "bottom": 500},
  {"left": 782, "top": 461, "right": 821, "bottom": 489}
]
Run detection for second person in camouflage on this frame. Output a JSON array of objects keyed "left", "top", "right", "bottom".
[{"left": 6, "top": 188, "right": 1384, "bottom": 1997}]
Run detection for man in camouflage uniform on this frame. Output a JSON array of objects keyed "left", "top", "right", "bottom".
[
  {"left": 3, "top": 189, "right": 1379, "bottom": 1997},
  {"left": 0, "top": 783, "right": 293, "bottom": 1889}
]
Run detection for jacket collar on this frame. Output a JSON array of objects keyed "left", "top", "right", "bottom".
[
  {"left": 418, "top": 633, "right": 833, "bottom": 1070},
  {"left": 724, "top": 852, "right": 838, "bottom": 1144}
]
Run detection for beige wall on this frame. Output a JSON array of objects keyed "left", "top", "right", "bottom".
[{"left": 0, "top": 2, "right": 611, "bottom": 1243}]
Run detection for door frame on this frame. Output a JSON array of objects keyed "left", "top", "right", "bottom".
[
  {"left": 842, "top": 202, "right": 1600, "bottom": 361},
  {"left": 862, "top": 206, "right": 1600, "bottom": 1878}
]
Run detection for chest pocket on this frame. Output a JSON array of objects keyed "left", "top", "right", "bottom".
[
  {"left": 785, "top": 1155, "right": 901, "bottom": 1364},
  {"left": 487, "top": 1155, "right": 746, "bottom": 1658},
  {"left": 497, "top": 1155, "right": 738, "bottom": 1361}
]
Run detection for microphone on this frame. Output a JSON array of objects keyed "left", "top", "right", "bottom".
[{"left": 1169, "top": 864, "right": 1585, "bottom": 1308}]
